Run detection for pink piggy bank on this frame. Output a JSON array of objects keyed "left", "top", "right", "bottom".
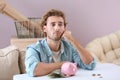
[{"left": 61, "top": 62, "right": 77, "bottom": 77}]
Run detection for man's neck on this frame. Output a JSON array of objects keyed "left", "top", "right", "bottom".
[{"left": 46, "top": 38, "right": 61, "bottom": 52}]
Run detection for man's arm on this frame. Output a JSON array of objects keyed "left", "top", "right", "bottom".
[
  {"left": 33, "top": 62, "right": 64, "bottom": 77},
  {"left": 25, "top": 47, "right": 65, "bottom": 77},
  {"left": 63, "top": 31, "right": 93, "bottom": 64}
]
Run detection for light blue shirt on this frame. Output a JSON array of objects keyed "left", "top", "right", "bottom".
[{"left": 25, "top": 38, "right": 96, "bottom": 76}]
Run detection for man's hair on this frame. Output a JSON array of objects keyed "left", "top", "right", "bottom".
[{"left": 39, "top": 9, "right": 67, "bottom": 30}]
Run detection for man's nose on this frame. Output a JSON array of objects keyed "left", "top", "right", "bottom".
[{"left": 55, "top": 25, "right": 60, "bottom": 30}]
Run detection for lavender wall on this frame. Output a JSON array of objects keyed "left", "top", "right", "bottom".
[{"left": 0, "top": 0, "right": 120, "bottom": 48}]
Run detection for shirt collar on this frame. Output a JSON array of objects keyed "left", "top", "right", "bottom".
[
  {"left": 43, "top": 38, "right": 65, "bottom": 56},
  {"left": 60, "top": 40, "right": 64, "bottom": 54},
  {"left": 42, "top": 38, "right": 52, "bottom": 56}
]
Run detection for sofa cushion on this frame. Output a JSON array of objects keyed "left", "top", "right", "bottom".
[
  {"left": 19, "top": 49, "right": 26, "bottom": 73},
  {"left": 113, "top": 58, "right": 120, "bottom": 65},
  {"left": 104, "top": 50, "right": 117, "bottom": 62},
  {"left": 0, "top": 45, "right": 20, "bottom": 80}
]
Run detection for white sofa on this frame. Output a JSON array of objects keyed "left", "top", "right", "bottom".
[
  {"left": 0, "top": 38, "right": 41, "bottom": 80},
  {"left": 1, "top": 30, "right": 120, "bottom": 80},
  {"left": 86, "top": 30, "right": 120, "bottom": 66}
]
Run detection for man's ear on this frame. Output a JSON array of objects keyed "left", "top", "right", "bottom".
[{"left": 43, "top": 26, "right": 46, "bottom": 32}]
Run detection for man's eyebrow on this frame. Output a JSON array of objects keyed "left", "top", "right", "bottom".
[
  {"left": 51, "top": 21, "right": 63, "bottom": 23},
  {"left": 58, "top": 21, "right": 64, "bottom": 23},
  {"left": 51, "top": 22, "right": 56, "bottom": 24}
]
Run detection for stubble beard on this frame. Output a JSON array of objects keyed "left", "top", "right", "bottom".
[{"left": 48, "top": 31, "right": 64, "bottom": 41}]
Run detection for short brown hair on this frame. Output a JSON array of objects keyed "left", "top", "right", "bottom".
[{"left": 40, "top": 9, "right": 67, "bottom": 30}]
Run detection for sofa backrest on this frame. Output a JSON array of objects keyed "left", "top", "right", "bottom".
[
  {"left": 10, "top": 37, "right": 42, "bottom": 49},
  {"left": 86, "top": 30, "right": 120, "bottom": 65}
]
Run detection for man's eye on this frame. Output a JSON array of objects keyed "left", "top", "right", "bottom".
[
  {"left": 58, "top": 23, "right": 63, "bottom": 26},
  {"left": 51, "top": 23, "right": 55, "bottom": 27}
]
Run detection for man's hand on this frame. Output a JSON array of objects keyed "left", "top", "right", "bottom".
[{"left": 63, "top": 30, "right": 73, "bottom": 42}]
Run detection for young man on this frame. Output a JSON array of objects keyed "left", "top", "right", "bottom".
[{"left": 25, "top": 9, "right": 96, "bottom": 77}]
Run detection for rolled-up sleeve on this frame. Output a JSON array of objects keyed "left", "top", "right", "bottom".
[
  {"left": 80, "top": 58, "right": 96, "bottom": 70},
  {"left": 25, "top": 47, "right": 40, "bottom": 76}
]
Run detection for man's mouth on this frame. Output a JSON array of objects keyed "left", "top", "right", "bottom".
[{"left": 55, "top": 32, "right": 61, "bottom": 35}]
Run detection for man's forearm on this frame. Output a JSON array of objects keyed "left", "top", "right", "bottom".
[
  {"left": 69, "top": 36, "right": 93, "bottom": 64},
  {"left": 33, "top": 62, "right": 64, "bottom": 76}
]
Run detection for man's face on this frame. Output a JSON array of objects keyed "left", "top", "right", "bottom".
[{"left": 43, "top": 16, "right": 66, "bottom": 41}]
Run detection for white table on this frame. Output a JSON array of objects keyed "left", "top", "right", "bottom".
[{"left": 13, "top": 63, "right": 120, "bottom": 80}]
